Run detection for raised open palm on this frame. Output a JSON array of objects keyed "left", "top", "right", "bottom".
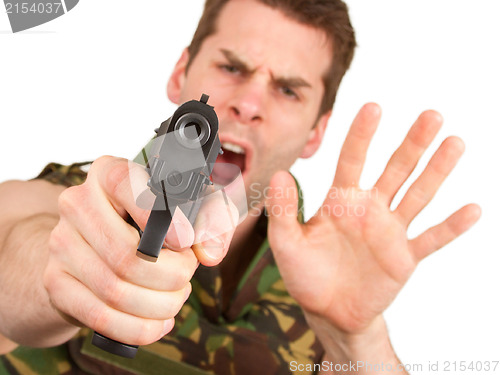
[{"left": 266, "top": 103, "right": 481, "bottom": 333}]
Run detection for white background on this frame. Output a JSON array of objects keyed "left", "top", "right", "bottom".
[{"left": 1, "top": 0, "right": 499, "bottom": 371}]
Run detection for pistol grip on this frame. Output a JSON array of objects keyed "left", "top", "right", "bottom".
[{"left": 91, "top": 332, "right": 138, "bottom": 359}]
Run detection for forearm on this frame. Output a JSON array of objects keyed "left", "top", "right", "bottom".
[
  {"left": 305, "top": 313, "right": 408, "bottom": 375},
  {"left": 0, "top": 213, "right": 79, "bottom": 348}
]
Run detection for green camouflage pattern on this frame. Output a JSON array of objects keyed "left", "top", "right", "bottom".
[
  {"left": 0, "top": 158, "right": 324, "bottom": 375},
  {"left": 33, "top": 161, "right": 93, "bottom": 187}
]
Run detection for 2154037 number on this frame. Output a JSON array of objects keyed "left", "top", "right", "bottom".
[
  {"left": 443, "top": 361, "right": 499, "bottom": 372},
  {"left": 5, "top": 2, "right": 62, "bottom": 14}
]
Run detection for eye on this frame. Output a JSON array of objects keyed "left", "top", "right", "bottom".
[
  {"left": 219, "top": 64, "right": 240, "bottom": 75},
  {"left": 279, "top": 86, "right": 299, "bottom": 100}
]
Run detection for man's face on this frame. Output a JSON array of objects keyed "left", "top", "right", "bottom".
[{"left": 169, "top": 0, "right": 332, "bottom": 211}]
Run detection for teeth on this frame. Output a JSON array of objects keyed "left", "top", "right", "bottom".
[{"left": 222, "top": 142, "right": 245, "bottom": 155}]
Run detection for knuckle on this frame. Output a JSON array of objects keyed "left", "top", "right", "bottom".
[
  {"left": 87, "top": 303, "right": 110, "bottom": 334},
  {"left": 411, "top": 185, "right": 431, "bottom": 204},
  {"left": 48, "top": 224, "right": 65, "bottom": 255},
  {"left": 97, "top": 225, "right": 124, "bottom": 259},
  {"left": 93, "top": 221, "right": 138, "bottom": 272},
  {"left": 42, "top": 264, "right": 57, "bottom": 295},
  {"left": 158, "top": 291, "right": 186, "bottom": 319},
  {"left": 389, "top": 159, "right": 411, "bottom": 180},
  {"left": 90, "top": 155, "right": 114, "bottom": 174},
  {"left": 167, "top": 278, "right": 184, "bottom": 292},
  {"left": 170, "top": 294, "right": 188, "bottom": 317},
  {"left": 42, "top": 267, "right": 67, "bottom": 313},
  {"left": 57, "top": 187, "right": 80, "bottom": 216},
  {"left": 340, "top": 152, "right": 363, "bottom": 167},
  {"left": 104, "top": 158, "right": 131, "bottom": 199},
  {"left": 113, "top": 253, "right": 136, "bottom": 281},
  {"left": 80, "top": 260, "right": 124, "bottom": 309},
  {"left": 102, "top": 275, "right": 124, "bottom": 309},
  {"left": 134, "top": 320, "right": 162, "bottom": 345},
  {"left": 113, "top": 228, "right": 138, "bottom": 256},
  {"left": 125, "top": 225, "right": 141, "bottom": 248},
  {"left": 173, "top": 267, "right": 193, "bottom": 290}
]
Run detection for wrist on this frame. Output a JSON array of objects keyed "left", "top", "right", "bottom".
[
  {"left": 305, "top": 312, "right": 387, "bottom": 355},
  {"left": 304, "top": 313, "right": 405, "bottom": 375}
]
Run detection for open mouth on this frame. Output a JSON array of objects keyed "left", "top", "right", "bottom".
[
  {"left": 213, "top": 139, "right": 250, "bottom": 185},
  {"left": 220, "top": 141, "right": 246, "bottom": 171}
]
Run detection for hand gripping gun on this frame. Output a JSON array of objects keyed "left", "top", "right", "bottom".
[{"left": 92, "top": 94, "right": 222, "bottom": 358}]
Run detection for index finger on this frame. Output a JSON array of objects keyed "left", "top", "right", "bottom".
[{"left": 333, "top": 103, "right": 381, "bottom": 187}]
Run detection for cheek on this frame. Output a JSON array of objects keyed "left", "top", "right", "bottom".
[
  {"left": 256, "top": 132, "right": 304, "bottom": 170},
  {"left": 264, "top": 115, "right": 312, "bottom": 157}
]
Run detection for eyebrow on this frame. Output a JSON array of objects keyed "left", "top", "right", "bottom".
[
  {"left": 220, "top": 49, "right": 255, "bottom": 75},
  {"left": 219, "top": 48, "right": 312, "bottom": 90},
  {"left": 272, "top": 74, "right": 312, "bottom": 90}
]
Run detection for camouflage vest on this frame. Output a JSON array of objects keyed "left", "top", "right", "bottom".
[{"left": 0, "top": 159, "right": 324, "bottom": 375}]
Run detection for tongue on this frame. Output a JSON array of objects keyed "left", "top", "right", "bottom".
[
  {"left": 217, "top": 149, "right": 245, "bottom": 171},
  {"left": 213, "top": 149, "right": 246, "bottom": 184}
]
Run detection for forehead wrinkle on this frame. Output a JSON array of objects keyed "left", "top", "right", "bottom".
[
  {"left": 220, "top": 47, "right": 312, "bottom": 90},
  {"left": 215, "top": 0, "right": 331, "bottom": 69}
]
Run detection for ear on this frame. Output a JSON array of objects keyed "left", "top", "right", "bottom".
[
  {"left": 167, "top": 48, "right": 190, "bottom": 104},
  {"left": 299, "top": 110, "right": 331, "bottom": 158}
]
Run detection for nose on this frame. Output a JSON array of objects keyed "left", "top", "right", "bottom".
[{"left": 228, "top": 78, "right": 265, "bottom": 125}]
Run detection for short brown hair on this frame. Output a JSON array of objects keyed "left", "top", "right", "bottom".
[{"left": 187, "top": 0, "right": 356, "bottom": 116}]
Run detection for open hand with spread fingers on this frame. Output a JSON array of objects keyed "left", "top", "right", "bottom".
[{"left": 266, "top": 103, "right": 481, "bottom": 335}]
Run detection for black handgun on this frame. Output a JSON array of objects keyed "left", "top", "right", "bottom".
[{"left": 92, "top": 94, "right": 222, "bottom": 358}]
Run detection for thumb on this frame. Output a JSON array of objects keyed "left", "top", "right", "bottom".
[
  {"left": 192, "top": 190, "right": 240, "bottom": 267},
  {"left": 266, "top": 171, "right": 303, "bottom": 251}
]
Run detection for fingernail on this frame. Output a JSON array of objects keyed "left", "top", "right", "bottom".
[{"left": 201, "top": 231, "right": 225, "bottom": 260}]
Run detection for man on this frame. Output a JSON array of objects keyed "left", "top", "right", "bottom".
[{"left": 0, "top": 0, "right": 481, "bottom": 374}]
